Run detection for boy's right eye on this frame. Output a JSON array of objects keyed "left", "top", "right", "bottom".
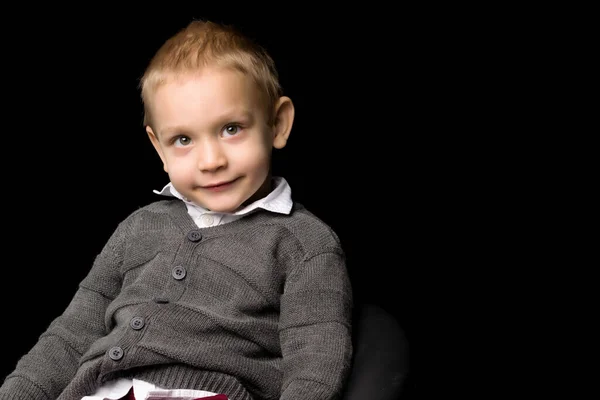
[{"left": 173, "top": 136, "right": 192, "bottom": 147}]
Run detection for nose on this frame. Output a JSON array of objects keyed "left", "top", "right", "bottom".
[{"left": 197, "top": 138, "right": 227, "bottom": 172}]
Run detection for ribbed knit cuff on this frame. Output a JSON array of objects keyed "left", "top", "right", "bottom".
[{"left": 281, "top": 379, "right": 335, "bottom": 400}]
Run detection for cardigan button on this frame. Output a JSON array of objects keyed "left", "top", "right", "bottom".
[
  {"left": 187, "top": 230, "right": 202, "bottom": 242},
  {"left": 108, "top": 346, "right": 123, "bottom": 361},
  {"left": 130, "top": 316, "right": 145, "bottom": 330},
  {"left": 172, "top": 265, "right": 187, "bottom": 280}
]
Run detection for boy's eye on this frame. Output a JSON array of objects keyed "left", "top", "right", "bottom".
[
  {"left": 174, "top": 136, "right": 192, "bottom": 147},
  {"left": 222, "top": 124, "right": 241, "bottom": 137}
]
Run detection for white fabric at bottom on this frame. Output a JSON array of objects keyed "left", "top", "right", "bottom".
[
  {"left": 146, "top": 388, "right": 221, "bottom": 399},
  {"left": 81, "top": 378, "right": 217, "bottom": 400}
]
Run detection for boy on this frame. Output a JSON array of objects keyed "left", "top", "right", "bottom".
[{"left": 0, "top": 19, "right": 353, "bottom": 400}]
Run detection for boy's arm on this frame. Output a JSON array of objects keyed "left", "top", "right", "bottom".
[
  {"left": 279, "top": 251, "right": 353, "bottom": 400},
  {"left": 0, "top": 220, "right": 128, "bottom": 399}
]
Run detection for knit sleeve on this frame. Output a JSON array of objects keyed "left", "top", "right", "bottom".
[
  {"left": 278, "top": 250, "right": 353, "bottom": 400},
  {"left": 0, "top": 218, "right": 130, "bottom": 399}
]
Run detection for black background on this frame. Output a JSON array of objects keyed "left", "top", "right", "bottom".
[{"left": 0, "top": 6, "right": 487, "bottom": 397}]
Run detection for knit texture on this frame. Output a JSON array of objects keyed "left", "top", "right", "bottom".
[{"left": 0, "top": 200, "right": 353, "bottom": 400}]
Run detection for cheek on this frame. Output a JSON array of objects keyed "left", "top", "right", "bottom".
[
  {"left": 234, "top": 144, "right": 271, "bottom": 173},
  {"left": 165, "top": 155, "right": 195, "bottom": 179}
]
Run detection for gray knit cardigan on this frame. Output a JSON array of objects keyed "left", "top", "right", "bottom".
[{"left": 0, "top": 199, "right": 353, "bottom": 400}]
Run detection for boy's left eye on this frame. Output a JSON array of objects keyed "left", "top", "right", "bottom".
[{"left": 222, "top": 125, "right": 241, "bottom": 137}]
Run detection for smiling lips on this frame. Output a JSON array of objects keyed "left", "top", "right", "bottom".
[{"left": 201, "top": 178, "right": 239, "bottom": 192}]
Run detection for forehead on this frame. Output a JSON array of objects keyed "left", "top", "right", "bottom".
[{"left": 150, "top": 68, "right": 265, "bottom": 126}]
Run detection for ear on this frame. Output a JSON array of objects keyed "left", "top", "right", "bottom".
[
  {"left": 146, "top": 126, "right": 169, "bottom": 173},
  {"left": 272, "top": 96, "right": 294, "bottom": 149}
]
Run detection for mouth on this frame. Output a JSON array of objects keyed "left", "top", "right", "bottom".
[{"left": 201, "top": 178, "right": 239, "bottom": 192}]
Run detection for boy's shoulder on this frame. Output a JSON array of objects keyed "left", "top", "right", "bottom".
[
  {"left": 125, "top": 198, "right": 183, "bottom": 217},
  {"left": 118, "top": 199, "right": 185, "bottom": 228},
  {"left": 278, "top": 202, "right": 344, "bottom": 254}
]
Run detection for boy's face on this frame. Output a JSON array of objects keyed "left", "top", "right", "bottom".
[{"left": 146, "top": 67, "right": 281, "bottom": 213}]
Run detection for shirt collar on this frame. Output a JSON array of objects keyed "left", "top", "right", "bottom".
[{"left": 152, "top": 176, "right": 293, "bottom": 217}]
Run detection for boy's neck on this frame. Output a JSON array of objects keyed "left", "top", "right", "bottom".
[{"left": 239, "top": 174, "right": 274, "bottom": 210}]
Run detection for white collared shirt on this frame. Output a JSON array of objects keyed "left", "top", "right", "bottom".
[
  {"left": 153, "top": 176, "right": 293, "bottom": 228},
  {"left": 82, "top": 177, "right": 293, "bottom": 400}
]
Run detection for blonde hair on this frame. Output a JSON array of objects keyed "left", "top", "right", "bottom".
[{"left": 140, "top": 20, "right": 282, "bottom": 128}]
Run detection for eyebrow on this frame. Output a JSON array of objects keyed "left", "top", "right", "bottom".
[
  {"left": 217, "top": 109, "right": 255, "bottom": 123},
  {"left": 159, "top": 126, "right": 188, "bottom": 137}
]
